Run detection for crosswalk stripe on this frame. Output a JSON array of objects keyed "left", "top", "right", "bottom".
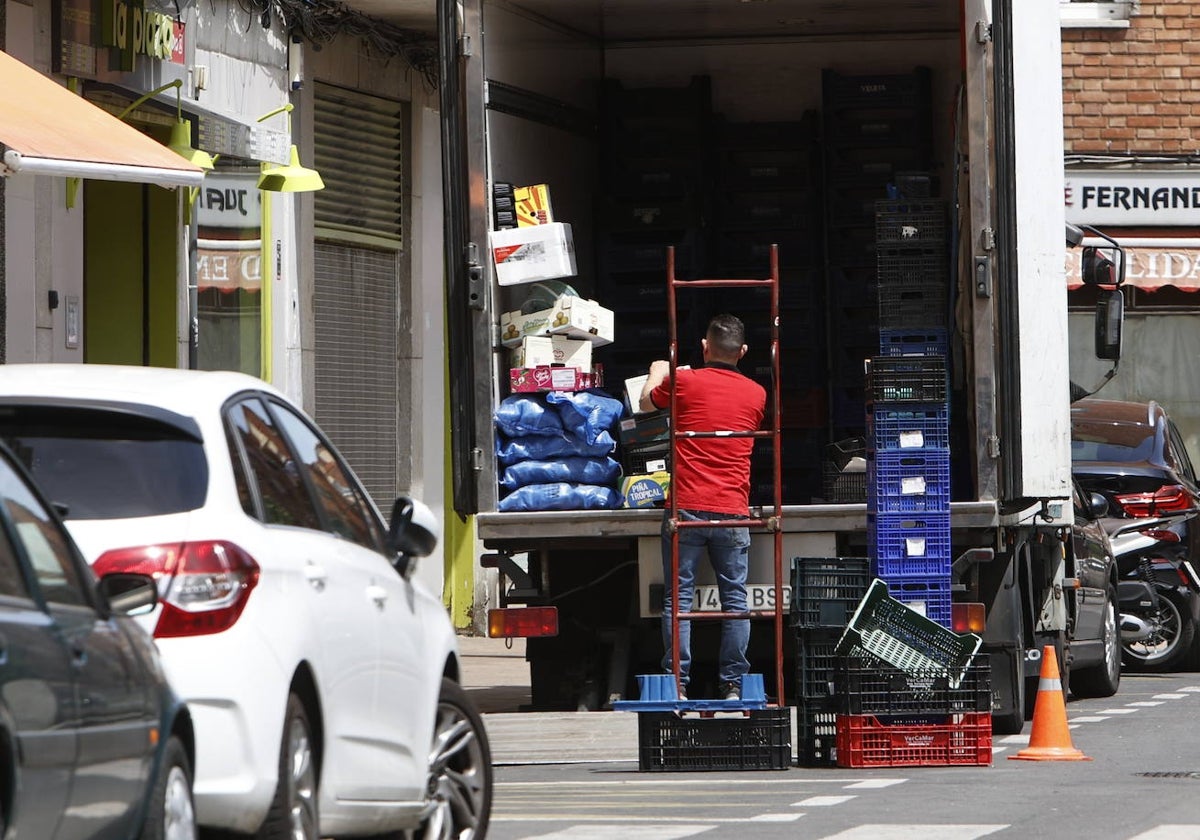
[
  {"left": 749, "top": 814, "right": 804, "bottom": 822},
  {"left": 1128, "top": 701, "right": 1165, "bottom": 707},
  {"left": 1070, "top": 715, "right": 1110, "bottom": 722},
  {"left": 793, "top": 795, "right": 857, "bottom": 806},
  {"left": 1177, "top": 686, "right": 1200, "bottom": 692},
  {"left": 998, "top": 734, "right": 1029, "bottom": 744},
  {"left": 844, "top": 779, "right": 906, "bottom": 789},
  {"left": 814, "top": 825, "right": 1007, "bottom": 839},
  {"left": 1153, "top": 693, "right": 1187, "bottom": 699},
  {"left": 1100, "top": 708, "right": 1138, "bottom": 714},
  {"left": 516, "top": 826, "right": 716, "bottom": 839},
  {"left": 1126, "top": 827, "right": 1200, "bottom": 840}
]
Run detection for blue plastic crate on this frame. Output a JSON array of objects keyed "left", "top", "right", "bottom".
[
  {"left": 868, "top": 405, "right": 950, "bottom": 451},
  {"left": 883, "top": 577, "right": 953, "bottom": 627},
  {"left": 869, "top": 512, "right": 952, "bottom": 576},
  {"left": 879, "top": 328, "right": 948, "bottom": 357},
  {"left": 867, "top": 448, "right": 951, "bottom": 514}
]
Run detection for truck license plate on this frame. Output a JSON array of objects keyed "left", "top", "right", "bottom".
[{"left": 693, "top": 584, "right": 791, "bottom": 611}]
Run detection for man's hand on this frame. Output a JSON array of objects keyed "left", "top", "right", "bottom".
[{"left": 639, "top": 360, "right": 670, "bottom": 414}]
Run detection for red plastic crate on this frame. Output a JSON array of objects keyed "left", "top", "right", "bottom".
[{"left": 836, "top": 712, "right": 993, "bottom": 767}]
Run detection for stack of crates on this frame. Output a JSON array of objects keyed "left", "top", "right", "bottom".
[
  {"left": 593, "top": 76, "right": 714, "bottom": 391},
  {"left": 790, "top": 556, "right": 871, "bottom": 766},
  {"left": 868, "top": 185, "right": 952, "bottom": 626},
  {"left": 709, "top": 116, "right": 827, "bottom": 505},
  {"left": 820, "top": 68, "right": 934, "bottom": 452}
]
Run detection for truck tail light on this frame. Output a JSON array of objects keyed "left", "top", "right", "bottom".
[
  {"left": 488, "top": 607, "right": 558, "bottom": 638},
  {"left": 952, "top": 602, "right": 986, "bottom": 634},
  {"left": 94, "top": 541, "right": 260, "bottom": 638}
]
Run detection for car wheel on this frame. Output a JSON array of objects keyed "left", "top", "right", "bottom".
[
  {"left": 141, "top": 735, "right": 197, "bottom": 840},
  {"left": 259, "top": 694, "right": 319, "bottom": 840},
  {"left": 416, "top": 678, "right": 492, "bottom": 840},
  {"left": 1123, "top": 589, "right": 1196, "bottom": 672},
  {"left": 1071, "top": 587, "right": 1121, "bottom": 698}
]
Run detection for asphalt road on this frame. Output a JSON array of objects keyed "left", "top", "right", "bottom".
[{"left": 483, "top": 672, "right": 1200, "bottom": 840}]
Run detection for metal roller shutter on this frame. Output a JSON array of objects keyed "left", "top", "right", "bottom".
[{"left": 312, "top": 82, "right": 405, "bottom": 507}]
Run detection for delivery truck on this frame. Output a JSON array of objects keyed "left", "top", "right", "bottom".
[{"left": 437, "top": 0, "right": 1118, "bottom": 734}]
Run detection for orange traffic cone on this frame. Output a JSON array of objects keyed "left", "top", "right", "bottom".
[{"left": 1009, "top": 644, "right": 1092, "bottom": 761}]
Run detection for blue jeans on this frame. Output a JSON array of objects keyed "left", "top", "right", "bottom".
[{"left": 661, "top": 509, "right": 751, "bottom": 686}]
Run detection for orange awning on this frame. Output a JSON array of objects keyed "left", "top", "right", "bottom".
[{"left": 0, "top": 50, "right": 203, "bottom": 188}]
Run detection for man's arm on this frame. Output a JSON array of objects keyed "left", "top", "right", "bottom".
[{"left": 639, "top": 360, "right": 670, "bottom": 413}]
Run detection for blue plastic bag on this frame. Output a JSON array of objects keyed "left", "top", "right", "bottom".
[
  {"left": 495, "top": 432, "right": 615, "bottom": 466},
  {"left": 494, "top": 394, "right": 564, "bottom": 438},
  {"left": 547, "top": 390, "right": 624, "bottom": 447},
  {"left": 500, "top": 457, "right": 622, "bottom": 490},
  {"left": 498, "top": 482, "right": 623, "bottom": 512}
]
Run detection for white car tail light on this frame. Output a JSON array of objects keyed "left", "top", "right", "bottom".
[{"left": 94, "top": 541, "right": 260, "bottom": 638}]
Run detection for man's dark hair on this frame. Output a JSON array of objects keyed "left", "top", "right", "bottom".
[{"left": 707, "top": 314, "right": 746, "bottom": 355}]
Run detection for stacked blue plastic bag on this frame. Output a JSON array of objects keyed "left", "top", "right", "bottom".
[{"left": 495, "top": 391, "right": 624, "bottom": 512}]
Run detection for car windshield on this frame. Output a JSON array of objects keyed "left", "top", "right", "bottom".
[
  {"left": 0, "top": 406, "right": 207, "bottom": 520},
  {"left": 1071, "top": 421, "right": 1156, "bottom": 464}
]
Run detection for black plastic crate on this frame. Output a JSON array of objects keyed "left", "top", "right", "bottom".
[
  {"left": 714, "top": 116, "right": 819, "bottom": 149},
  {"left": 797, "top": 706, "right": 839, "bottom": 767},
  {"left": 836, "top": 659, "right": 992, "bottom": 716},
  {"left": 867, "top": 356, "right": 948, "bottom": 404},
  {"left": 604, "top": 76, "right": 713, "bottom": 120},
  {"left": 875, "top": 246, "right": 947, "bottom": 287},
  {"left": 622, "top": 441, "right": 671, "bottom": 476},
  {"left": 637, "top": 708, "right": 792, "bottom": 772},
  {"left": 796, "top": 629, "right": 842, "bottom": 700},
  {"left": 825, "top": 113, "right": 930, "bottom": 150},
  {"left": 824, "top": 462, "right": 867, "bottom": 503},
  {"left": 875, "top": 199, "right": 948, "bottom": 246},
  {"left": 822, "top": 67, "right": 933, "bottom": 112},
  {"left": 720, "top": 147, "right": 816, "bottom": 189},
  {"left": 877, "top": 283, "right": 948, "bottom": 330},
  {"left": 791, "top": 557, "right": 871, "bottom": 628}
]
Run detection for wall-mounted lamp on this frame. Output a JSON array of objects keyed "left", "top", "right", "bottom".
[
  {"left": 118, "top": 79, "right": 215, "bottom": 172},
  {"left": 256, "top": 103, "right": 323, "bottom": 193}
]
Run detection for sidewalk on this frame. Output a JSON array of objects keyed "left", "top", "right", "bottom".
[{"left": 457, "top": 634, "right": 640, "bottom": 764}]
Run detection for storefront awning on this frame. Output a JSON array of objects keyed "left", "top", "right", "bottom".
[
  {"left": 0, "top": 50, "right": 204, "bottom": 188},
  {"left": 1066, "top": 238, "right": 1200, "bottom": 293}
]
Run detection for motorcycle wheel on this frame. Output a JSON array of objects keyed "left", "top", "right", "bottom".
[{"left": 1122, "top": 589, "right": 1196, "bottom": 672}]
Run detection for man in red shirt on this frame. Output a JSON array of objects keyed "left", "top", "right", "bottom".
[{"left": 639, "top": 314, "right": 767, "bottom": 700}]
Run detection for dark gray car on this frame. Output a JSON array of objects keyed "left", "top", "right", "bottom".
[{"left": 0, "top": 440, "right": 195, "bottom": 838}]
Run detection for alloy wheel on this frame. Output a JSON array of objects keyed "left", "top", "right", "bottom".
[
  {"left": 163, "top": 764, "right": 197, "bottom": 840},
  {"left": 422, "top": 699, "right": 488, "bottom": 839},
  {"left": 285, "top": 715, "right": 318, "bottom": 840}
]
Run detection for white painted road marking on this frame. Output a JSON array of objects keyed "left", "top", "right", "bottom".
[
  {"left": 815, "top": 826, "right": 1007, "bottom": 840},
  {"left": 793, "top": 795, "right": 857, "bottom": 806},
  {"left": 750, "top": 814, "right": 803, "bottom": 822},
  {"left": 1128, "top": 701, "right": 1165, "bottom": 707},
  {"left": 997, "top": 734, "right": 1029, "bottom": 744},
  {"left": 1178, "top": 686, "right": 1200, "bottom": 692},
  {"left": 1100, "top": 708, "right": 1138, "bottom": 714},
  {"left": 1127, "top": 828, "right": 1200, "bottom": 840},
  {"left": 1153, "top": 693, "right": 1187, "bottom": 699},
  {"left": 1070, "top": 715, "right": 1110, "bottom": 722},
  {"left": 517, "top": 826, "right": 715, "bottom": 839},
  {"left": 844, "top": 779, "right": 906, "bottom": 789}
]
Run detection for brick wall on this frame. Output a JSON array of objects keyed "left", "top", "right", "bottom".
[{"left": 1062, "top": 3, "right": 1200, "bottom": 154}]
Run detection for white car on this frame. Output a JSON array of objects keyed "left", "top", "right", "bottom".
[{"left": 0, "top": 364, "right": 492, "bottom": 839}]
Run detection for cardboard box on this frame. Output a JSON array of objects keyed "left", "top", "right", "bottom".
[
  {"left": 500, "top": 294, "right": 614, "bottom": 348},
  {"left": 619, "top": 410, "right": 670, "bottom": 446},
  {"left": 509, "top": 365, "right": 604, "bottom": 393},
  {"left": 515, "top": 183, "right": 553, "bottom": 226},
  {"left": 621, "top": 472, "right": 671, "bottom": 508},
  {"left": 491, "top": 222, "right": 577, "bottom": 286},
  {"left": 509, "top": 336, "right": 593, "bottom": 372}
]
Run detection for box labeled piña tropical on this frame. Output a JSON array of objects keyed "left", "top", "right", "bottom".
[{"left": 621, "top": 472, "right": 671, "bottom": 508}]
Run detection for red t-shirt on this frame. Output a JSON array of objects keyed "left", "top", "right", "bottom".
[{"left": 650, "top": 363, "right": 767, "bottom": 515}]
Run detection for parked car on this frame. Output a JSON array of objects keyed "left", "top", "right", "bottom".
[
  {"left": 1071, "top": 397, "right": 1200, "bottom": 670},
  {"left": 0, "top": 437, "right": 195, "bottom": 838},
  {"left": 1065, "top": 478, "right": 1122, "bottom": 699},
  {"left": 0, "top": 365, "right": 492, "bottom": 840}
]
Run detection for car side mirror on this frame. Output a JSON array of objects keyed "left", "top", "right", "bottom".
[
  {"left": 387, "top": 496, "right": 440, "bottom": 577},
  {"left": 98, "top": 573, "right": 158, "bottom": 616},
  {"left": 1088, "top": 492, "right": 1109, "bottom": 519}
]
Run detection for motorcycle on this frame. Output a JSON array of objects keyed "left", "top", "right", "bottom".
[{"left": 1106, "top": 510, "right": 1200, "bottom": 671}]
